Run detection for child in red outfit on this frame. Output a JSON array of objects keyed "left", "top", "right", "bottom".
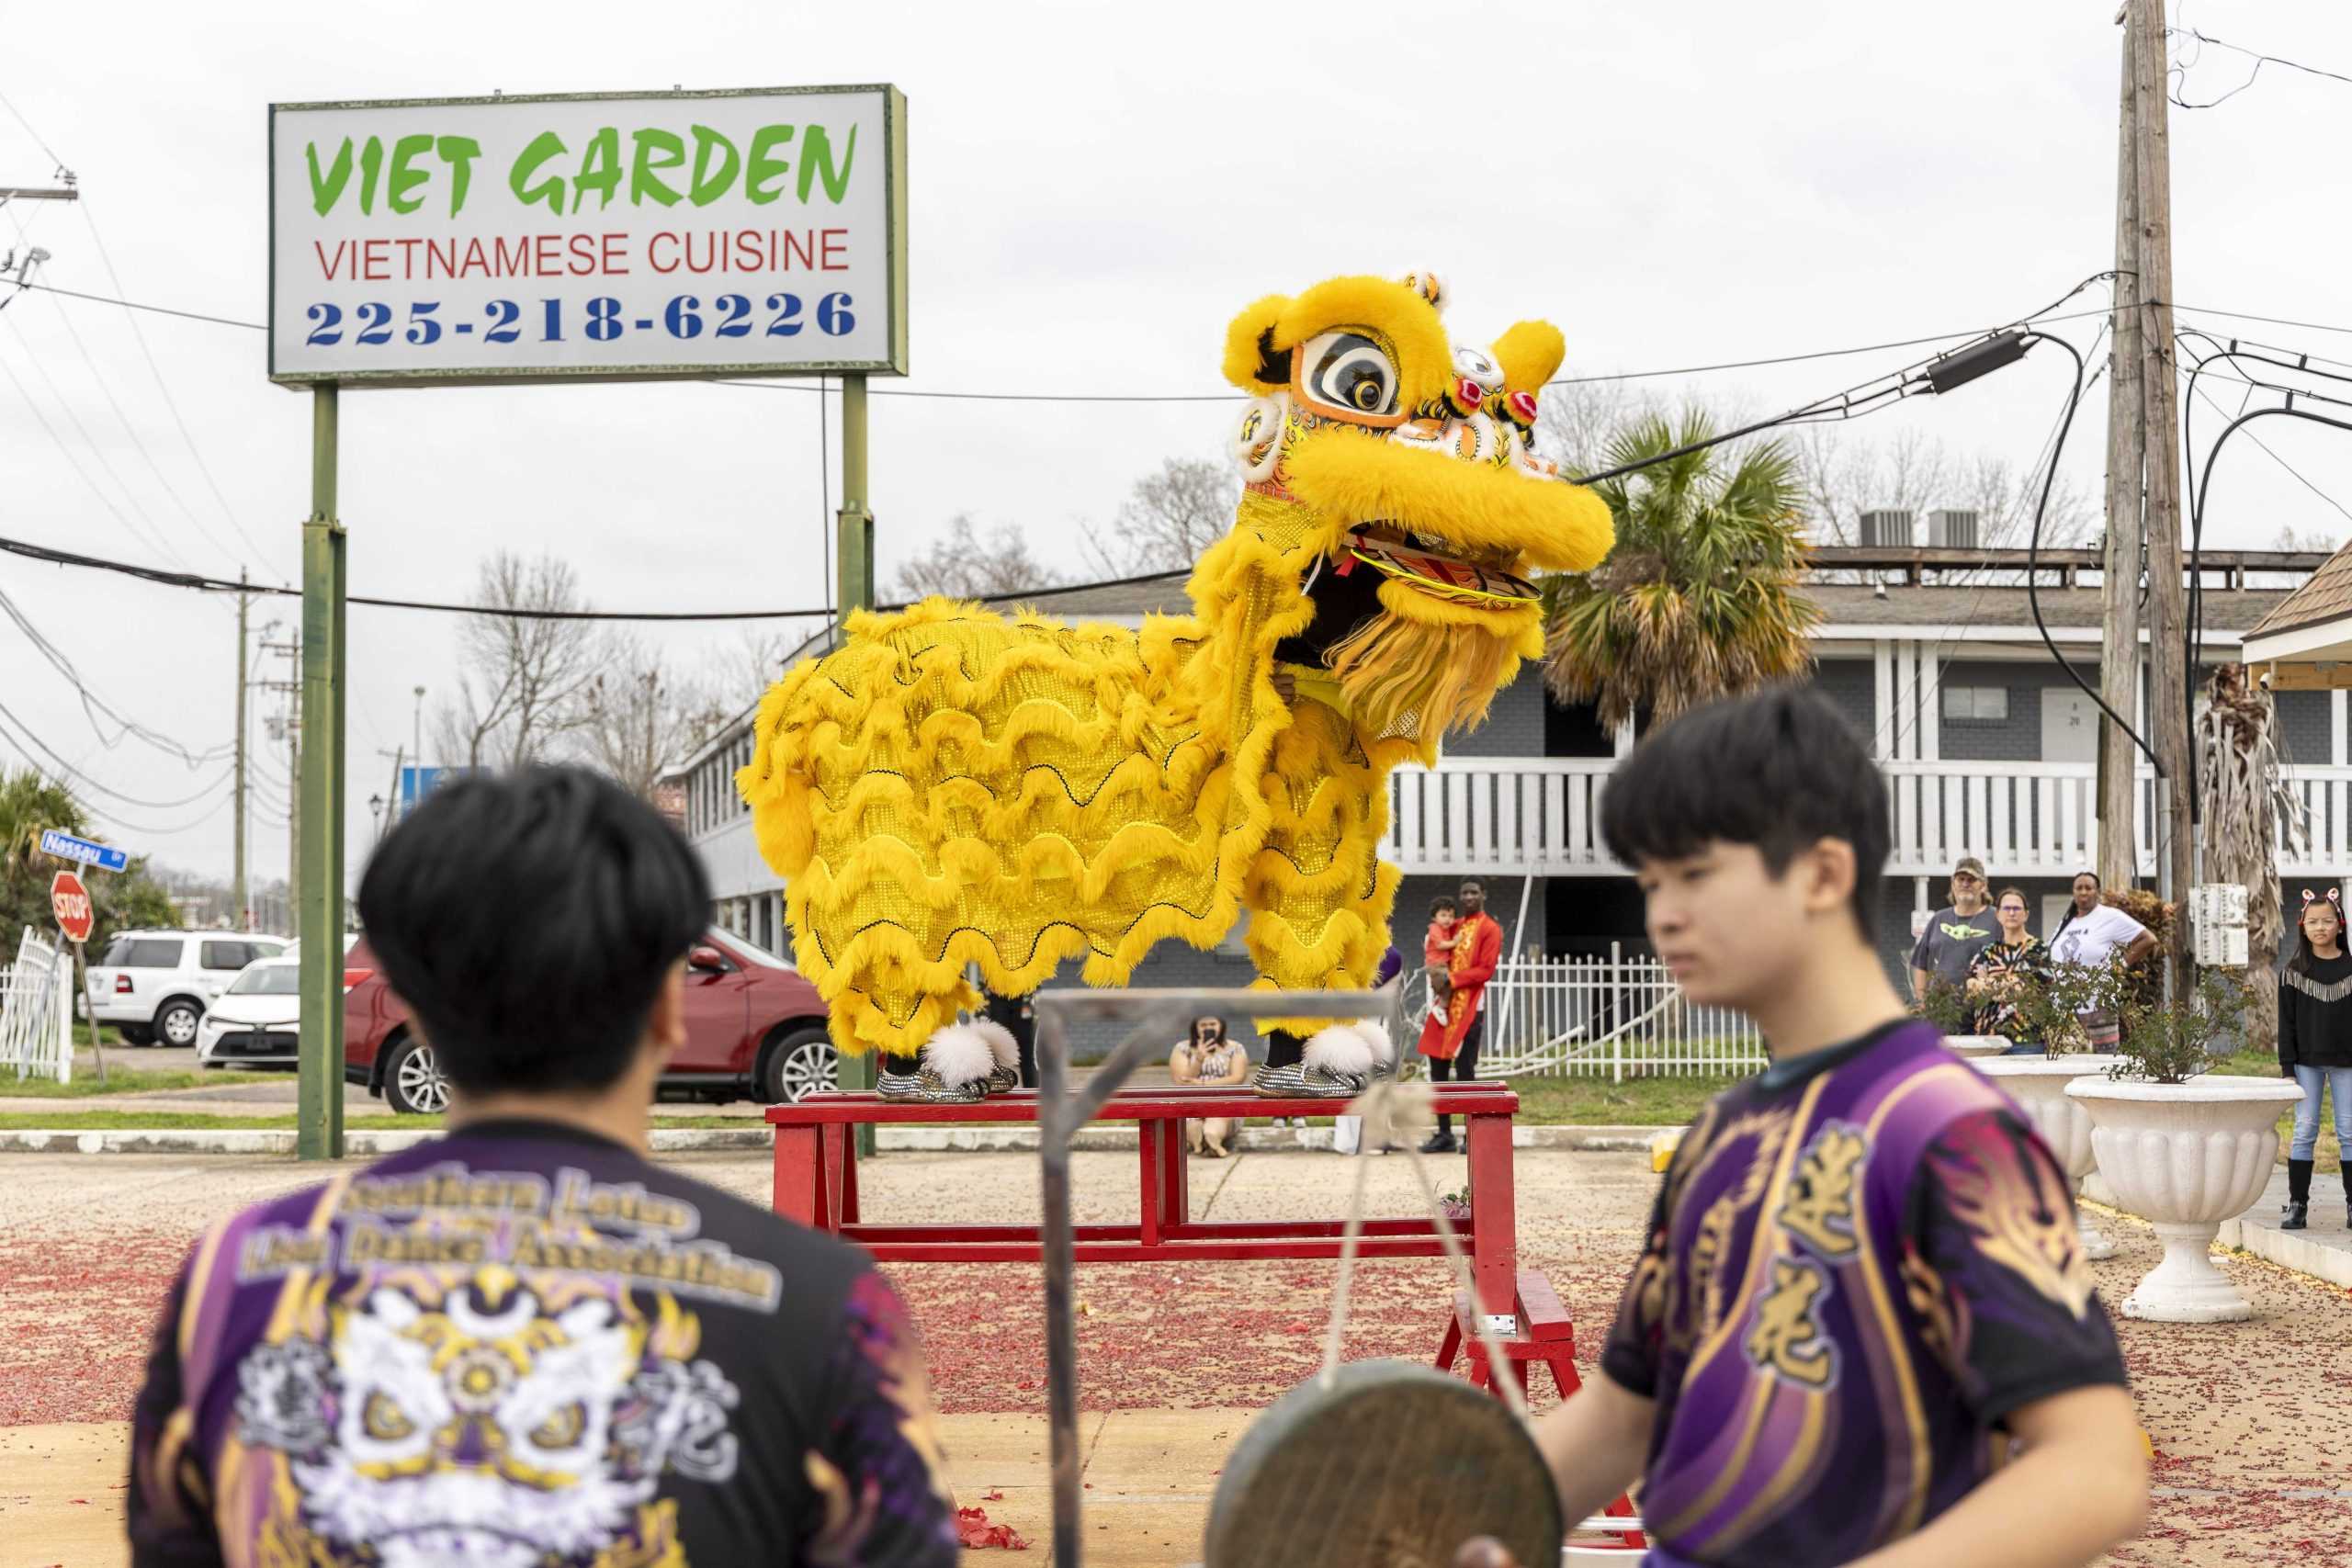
[{"left": 1423, "top": 897, "right": 1459, "bottom": 971}]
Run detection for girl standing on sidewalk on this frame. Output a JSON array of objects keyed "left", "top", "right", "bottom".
[{"left": 2279, "top": 889, "right": 2352, "bottom": 1230}]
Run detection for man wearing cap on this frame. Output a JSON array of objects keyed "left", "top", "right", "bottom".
[{"left": 1910, "top": 854, "right": 1999, "bottom": 1008}]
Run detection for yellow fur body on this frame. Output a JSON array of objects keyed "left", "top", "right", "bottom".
[{"left": 740, "top": 271, "right": 1613, "bottom": 1059}]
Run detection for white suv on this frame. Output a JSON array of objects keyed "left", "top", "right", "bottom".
[{"left": 86, "top": 931, "right": 289, "bottom": 1047}]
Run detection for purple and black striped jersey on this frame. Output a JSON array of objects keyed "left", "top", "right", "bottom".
[{"left": 1601, "top": 1020, "right": 2127, "bottom": 1567}]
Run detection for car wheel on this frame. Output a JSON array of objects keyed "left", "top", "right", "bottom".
[
  {"left": 384, "top": 1035, "right": 451, "bottom": 1116},
  {"left": 763, "top": 1027, "right": 838, "bottom": 1104},
  {"left": 119, "top": 1023, "right": 153, "bottom": 1047},
  {"left": 155, "top": 1000, "right": 203, "bottom": 1049}
]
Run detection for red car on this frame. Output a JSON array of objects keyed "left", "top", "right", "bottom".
[{"left": 343, "top": 927, "right": 837, "bottom": 1115}]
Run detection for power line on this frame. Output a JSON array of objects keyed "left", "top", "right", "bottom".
[
  {"left": 2166, "top": 27, "right": 2352, "bottom": 110},
  {"left": 25, "top": 270, "right": 255, "bottom": 573},
  {"left": 0, "top": 329, "right": 196, "bottom": 569},
  {"left": 0, "top": 581, "right": 234, "bottom": 766},
  {"left": 0, "top": 694, "right": 233, "bottom": 808},
  {"left": 74, "top": 200, "right": 286, "bottom": 576},
  {"left": 1869, "top": 318, "right": 2113, "bottom": 760},
  {"left": 2178, "top": 363, "right": 2352, "bottom": 532},
  {"left": 2173, "top": 302, "right": 2352, "bottom": 341},
  {"left": 0, "top": 90, "right": 62, "bottom": 174},
  {"left": 12, "top": 277, "right": 258, "bottom": 331},
  {"left": 0, "top": 527, "right": 1191, "bottom": 620}
]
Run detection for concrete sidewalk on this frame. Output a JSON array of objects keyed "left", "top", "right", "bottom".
[{"left": 2221, "top": 1168, "right": 2352, "bottom": 1289}]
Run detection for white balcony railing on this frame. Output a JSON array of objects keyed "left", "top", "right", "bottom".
[{"left": 1385, "top": 756, "right": 2352, "bottom": 879}]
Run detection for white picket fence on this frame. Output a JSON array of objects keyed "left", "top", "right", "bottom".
[
  {"left": 1409, "top": 945, "right": 1767, "bottom": 1081},
  {"left": 0, "top": 927, "right": 72, "bottom": 1084}
]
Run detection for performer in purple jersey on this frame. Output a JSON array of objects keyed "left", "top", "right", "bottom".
[
  {"left": 1534, "top": 690, "right": 2146, "bottom": 1568},
  {"left": 127, "top": 770, "right": 959, "bottom": 1568}
]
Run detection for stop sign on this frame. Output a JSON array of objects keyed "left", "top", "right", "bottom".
[{"left": 51, "top": 870, "right": 94, "bottom": 945}]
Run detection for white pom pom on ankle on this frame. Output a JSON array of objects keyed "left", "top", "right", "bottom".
[
  {"left": 1303, "top": 1023, "right": 1375, "bottom": 1078},
  {"left": 923, "top": 1023, "right": 1000, "bottom": 1088},
  {"left": 967, "top": 1017, "right": 1020, "bottom": 1070}
]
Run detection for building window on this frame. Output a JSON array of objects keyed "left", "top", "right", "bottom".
[{"left": 1941, "top": 686, "right": 2009, "bottom": 723}]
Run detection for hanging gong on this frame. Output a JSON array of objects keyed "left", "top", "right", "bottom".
[{"left": 1203, "top": 1359, "right": 1563, "bottom": 1568}]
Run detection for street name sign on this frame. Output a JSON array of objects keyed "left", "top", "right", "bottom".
[{"left": 40, "top": 829, "right": 129, "bottom": 873}]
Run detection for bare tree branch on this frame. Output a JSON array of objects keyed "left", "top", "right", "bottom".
[
  {"left": 429, "top": 551, "right": 600, "bottom": 773},
  {"left": 1793, "top": 426, "right": 2095, "bottom": 550},
  {"left": 565, "top": 634, "right": 731, "bottom": 799},
  {"left": 889, "top": 514, "right": 1066, "bottom": 602},
  {"left": 1080, "top": 457, "right": 1241, "bottom": 577}
]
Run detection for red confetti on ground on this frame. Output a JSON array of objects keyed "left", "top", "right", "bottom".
[
  {"left": 0, "top": 1231, "right": 192, "bottom": 1426},
  {"left": 16, "top": 1170, "right": 2352, "bottom": 1562},
  {"left": 955, "top": 1506, "right": 1031, "bottom": 1550}
]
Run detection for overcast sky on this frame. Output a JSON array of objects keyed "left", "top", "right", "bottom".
[{"left": 5, "top": 0, "right": 2350, "bottom": 898}]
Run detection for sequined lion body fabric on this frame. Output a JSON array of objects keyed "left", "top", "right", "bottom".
[{"left": 740, "top": 272, "right": 1614, "bottom": 1062}]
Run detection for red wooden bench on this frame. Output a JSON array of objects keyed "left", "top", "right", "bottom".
[
  {"left": 766, "top": 1081, "right": 1526, "bottom": 1330},
  {"left": 1435, "top": 1268, "right": 1647, "bottom": 1553}
]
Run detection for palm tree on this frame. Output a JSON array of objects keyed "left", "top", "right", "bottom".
[
  {"left": 0, "top": 770, "right": 90, "bottom": 942},
  {"left": 2195, "top": 664, "right": 2301, "bottom": 1053},
  {"left": 1541, "top": 412, "right": 1818, "bottom": 729}
]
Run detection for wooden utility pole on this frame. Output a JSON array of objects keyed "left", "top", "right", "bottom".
[
  {"left": 2129, "top": 0, "right": 2194, "bottom": 994},
  {"left": 2098, "top": 22, "right": 2146, "bottom": 894},
  {"left": 232, "top": 571, "right": 249, "bottom": 930}
]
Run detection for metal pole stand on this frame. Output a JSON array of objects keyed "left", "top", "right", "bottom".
[{"left": 1031, "top": 983, "right": 1395, "bottom": 1568}]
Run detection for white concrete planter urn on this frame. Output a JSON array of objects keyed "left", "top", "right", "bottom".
[
  {"left": 1942, "top": 1035, "right": 2014, "bottom": 1060},
  {"left": 1979, "top": 1055, "right": 2121, "bottom": 1261},
  {"left": 2065, "top": 1075, "right": 2303, "bottom": 1322}
]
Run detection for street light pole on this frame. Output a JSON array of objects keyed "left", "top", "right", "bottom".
[{"left": 410, "top": 684, "right": 425, "bottom": 819}]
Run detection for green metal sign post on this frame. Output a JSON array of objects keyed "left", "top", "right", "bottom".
[
  {"left": 835, "top": 373, "right": 877, "bottom": 1156},
  {"left": 297, "top": 386, "right": 346, "bottom": 1161}
]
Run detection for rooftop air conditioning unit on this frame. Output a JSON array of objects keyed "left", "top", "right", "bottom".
[
  {"left": 1928, "top": 509, "right": 1982, "bottom": 549},
  {"left": 1858, "top": 509, "right": 1915, "bottom": 548}
]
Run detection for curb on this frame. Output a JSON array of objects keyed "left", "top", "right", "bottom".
[{"left": 0, "top": 1124, "right": 1669, "bottom": 1157}]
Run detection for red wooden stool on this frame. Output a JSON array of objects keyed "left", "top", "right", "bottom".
[{"left": 1434, "top": 1268, "right": 1646, "bottom": 1555}]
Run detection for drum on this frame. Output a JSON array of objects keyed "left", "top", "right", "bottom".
[{"left": 1204, "top": 1359, "right": 1563, "bottom": 1568}]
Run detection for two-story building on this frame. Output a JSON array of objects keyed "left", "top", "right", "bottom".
[{"left": 673, "top": 546, "right": 2341, "bottom": 1025}]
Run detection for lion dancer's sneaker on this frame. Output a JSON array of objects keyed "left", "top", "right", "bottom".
[
  {"left": 1252, "top": 1022, "right": 1380, "bottom": 1099},
  {"left": 876, "top": 1021, "right": 1003, "bottom": 1104}
]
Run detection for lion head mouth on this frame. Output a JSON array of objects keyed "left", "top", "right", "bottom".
[{"left": 1340, "top": 525, "right": 1541, "bottom": 610}]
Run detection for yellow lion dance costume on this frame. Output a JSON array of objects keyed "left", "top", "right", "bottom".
[{"left": 739, "top": 270, "right": 1612, "bottom": 1100}]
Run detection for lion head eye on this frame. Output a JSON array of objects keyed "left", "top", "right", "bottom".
[
  {"left": 1301, "top": 331, "right": 1398, "bottom": 421},
  {"left": 529, "top": 1403, "right": 586, "bottom": 1450},
  {"left": 362, "top": 1391, "right": 415, "bottom": 1441}
]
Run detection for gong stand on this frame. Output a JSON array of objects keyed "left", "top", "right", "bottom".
[{"left": 1030, "top": 983, "right": 1400, "bottom": 1568}]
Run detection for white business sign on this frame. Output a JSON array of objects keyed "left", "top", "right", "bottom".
[{"left": 268, "top": 85, "right": 906, "bottom": 387}]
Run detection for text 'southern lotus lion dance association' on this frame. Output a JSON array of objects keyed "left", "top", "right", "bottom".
[{"left": 738, "top": 270, "right": 1614, "bottom": 1102}]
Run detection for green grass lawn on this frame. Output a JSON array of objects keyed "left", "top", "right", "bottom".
[
  {"left": 0, "top": 1111, "right": 760, "bottom": 1133},
  {"left": 1500, "top": 1070, "right": 1740, "bottom": 1127},
  {"left": 2, "top": 1067, "right": 212, "bottom": 1098}
]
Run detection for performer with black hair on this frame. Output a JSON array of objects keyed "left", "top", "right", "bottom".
[
  {"left": 129, "top": 769, "right": 959, "bottom": 1567},
  {"left": 1534, "top": 689, "right": 2144, "bottom": 1568}
]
